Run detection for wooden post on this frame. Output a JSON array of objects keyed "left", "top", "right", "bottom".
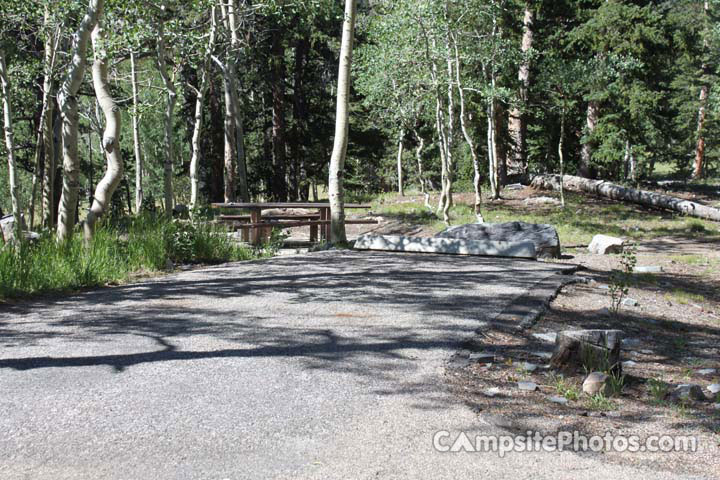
[
  {"left": 319, "top": 207, "right": 329, "bottom": 242},
  {"left": 250, "top": 207, "right": 261, "bottom": 245}
]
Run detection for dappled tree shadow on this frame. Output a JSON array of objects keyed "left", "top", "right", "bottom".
[{"left": 0, "top": 251, "right": 575, "bottom": 411}]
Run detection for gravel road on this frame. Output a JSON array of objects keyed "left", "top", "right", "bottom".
[{"left": 0, "top": 251, "right": 707, "bottom": 479}]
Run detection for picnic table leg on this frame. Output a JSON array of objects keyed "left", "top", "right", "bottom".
[
  {"left": 318, "top": 208, "right": 327, "bottom": 242},
  {"left": 250, "top": 208, "right": 262, "bottom": 245},
  {"left": 322, "top": 207, "right": 331, "bottom": 241},
  {"left": 309, "top": 222, "right": 318, "bottom": 243}
]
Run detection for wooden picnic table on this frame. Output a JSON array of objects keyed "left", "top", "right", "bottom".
[{"left": 211, "top": 202, "right": 373, "bottom": 244}]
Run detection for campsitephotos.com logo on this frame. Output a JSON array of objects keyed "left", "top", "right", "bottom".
[{"left": 433, "top": 430, "right": 698, "bottom": 457}]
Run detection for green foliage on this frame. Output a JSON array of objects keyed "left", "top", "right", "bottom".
[
  {"left": 550, "top": 374, "right": 580, "bottom": 402},
  {"left": 0, "top": 216, "right": 254, "bottom": 299},
  {"left": 585, "top": 393, "right": 615, "bottom": 411},
  {"left": 647, "top": 377, "right": 670, "bottom": 406},
  {"left": 609, "top": 243, "right": 638, "bottom": 315}
]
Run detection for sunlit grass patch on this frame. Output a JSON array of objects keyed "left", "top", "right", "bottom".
[
  {"left": 665, "top": 289, "right": 706, "bottom": 305},
  {"left": 371, "top": 190, "right": 720, "bottom": 246},
  {"left": 0, "top": 215, "right": 256, "bottom": 300}
]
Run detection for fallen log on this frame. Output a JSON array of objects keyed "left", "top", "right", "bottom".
[{"left": 531, "top": 174, "right": 720, "bottom": 222}]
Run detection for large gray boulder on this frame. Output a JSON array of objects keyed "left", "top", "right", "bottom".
[
  {"left": 1, "top": 214, "right": 23, "bottom": 243},
  {"left": 436, "top": 221, "right": 561, "bottom": 258},
  {"left": 1, "top": 215, "right": 39, "bottom": 244},
  {"left": 353, "top": 234, "right": 537, "bottom": 259}
]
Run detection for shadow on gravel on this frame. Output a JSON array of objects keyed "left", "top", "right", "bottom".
[{"left": 0, "top": 251, "right": 573, "bottom": 409}]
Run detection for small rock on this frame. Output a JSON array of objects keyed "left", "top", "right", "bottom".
[
  {"left": 622, "top": 298, "right": 639, "bottom": 307},
  {"left": 707, "top": 384, "right": 720, "bottom": 395},
  {"left": 714, "top": 403, "right": 720, "bottom": 410},
  {"left": 634, "top": 265, "right": 663, "bottom": 274},
  {"left": 524, "top": 196, "right": 562, "bottom": 206},
  {"left": 521, "top": 362, "right": 539, "bottom": 373},
  {"left": 596, "top": 307, "right": 611, "bottom": 317},
  {"left": 588, "top": 411, "right": 603, "bottom": 418},
  {"left": 588, "top": 235, "right": 625, "bottom": 255},
  {"left": 668, "top": 384, "right": 707, "bottom": 403},
  {"left": 469, "top": 352, "right": 495, "bottom": 362},
  {"left": 583, "top": 372, "right": 610, "bottom": 396},
  {"left": 598, "top": 284, "right": 610, "bottom": 290},
  {"left": 698, "top": 368, "right": 717, "bottom": 376},
  {"left": 549, "top": 395, "right": 568, "bottom": 405},
  {"left": 530, "top": 351, "right": 553, "bottom": 360},
  {"left": 483, "top": 387, "right": 501, "bottom": 398},
  {"left": 505, "top": 183, "right": 524, "bottom": 191},
  {"left": 518, "top": 381, "right": 538, "bottom": 391},
  {"left": 639, "top": 349, "right": 654, "bottom": 355},
  {"left": 623, "top": 338, "right": 642, "bottom": 348},
  {"left": 532, "top": 332, "right": 557, "bottom": 343},
  {"left": 606, "top": 411, "right": 622, "bottom": 418},
  {"left": 164, "top": 258, "right": 175, "bottom": 271},
  {"left": 622, "top": 360, "right": 638, "bottom": 368}
]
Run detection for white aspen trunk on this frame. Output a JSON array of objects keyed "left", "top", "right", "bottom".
[
  {"left": 487, "top": 101, "right": 497, "bottom": 199},
  {"left": 189, "top": 90, "right": 204, "bottom": 209},
  {"left": 218, "top": 2, "right": 237, "bottom": 203},
  {"left": 30, "top": 11, "right": 59, "bottom": 228},
  {"left": 189, "top": 9, "right": 217, "bottom": 210},
  {"left": 156, "top": 19, "right": 176, "bottom": 215},
  {"left": 490, "top": 94, "right": 499, "bottom": 199},
  {"left": 442, "top": 18, "right": 454, "bottom": 223},
  {"left": 0, "top": 49, "right": 22, "bottom": 241},
  {"left": 532, "top": 174, "right": 720, "bottom": 222},
  {"left": 416, "top": 17, "right": 450, "bottom": 222},
  {"left": 693, "top": 0, "right": 710, "bottom": 179},
  {"left": 42, "top": 96, "right": 55, "bottom": 228},
  {"left": 328, "top": 0, "right": 357, "bottom": 243},
  {"left": 396, "top": 129, "right": 404, "bottom": 196},
  {"left": 84, "top": 9, "right": 122, "bottom": 242},
  {"left": 56, "top": 0, "right": 102, "bottom": 241},
  {"left": 435, "top": 93, "right": 449, "bottom": 219},
  {"left": 221, "top": 70, "right": 237, "bottom": 203},
  {"left": 693, "top": 84, "right": 708, "bottom": 179},
  {"left": 130, "top": 51, "right": 143, "bottom": 213},
  {"left": 579, "top": 100, "right": 599, "bottom": 178},
  {"left": 413, "top": 129, "right": 426, "bottom": 194},
  {"left": 452, "top": 35, "right": 483, "bottom": 219},
  {"left": 558, "top": 112, "right": 565, "bottom": 207},
  {"left": 228, "top": 2, "right": 249, "bottom": 202},
  {"left": 413, "top": 129, "right": 431, "bottom": 209},
  {"left": 507, "top": 2, "right": 534, "bottom": 179},
  {"left": 42, "top": 20, "right": 60, "bottom": 228}
]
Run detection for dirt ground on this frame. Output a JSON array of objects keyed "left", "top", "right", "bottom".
[{"left": 308, "top": 187, "right": 720, "bottom": 477}]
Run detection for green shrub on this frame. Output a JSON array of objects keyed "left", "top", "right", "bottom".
[{"left": 0, "top": 215, "right": 256, "bottom": 299}]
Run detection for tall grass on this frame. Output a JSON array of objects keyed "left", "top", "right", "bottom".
[{"left": 0, "top": 215, "right": 255, "bottom": 299}]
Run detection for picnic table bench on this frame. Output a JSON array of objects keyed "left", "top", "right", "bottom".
[{"left": 211, "top": 202, "right": 376, "bottom": 245}]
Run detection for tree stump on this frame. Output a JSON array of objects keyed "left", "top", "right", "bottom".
[{"left": 550, "top": 330, "right": 623, "bottom": 374}]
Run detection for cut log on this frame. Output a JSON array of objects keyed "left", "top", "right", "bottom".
[
  {"left": 531, "top": 174, "right": 720, "bottom": 222},
  {"left": 550, "top": 329, "right": 623, "bottom": 374}
]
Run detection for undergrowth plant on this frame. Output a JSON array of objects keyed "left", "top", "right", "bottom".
[
  {"left": 609, "top": 243, "right": 638, "bottom": 315},
  {"left": 0, "top": 214, "right": 256, "bottom": 299}
]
